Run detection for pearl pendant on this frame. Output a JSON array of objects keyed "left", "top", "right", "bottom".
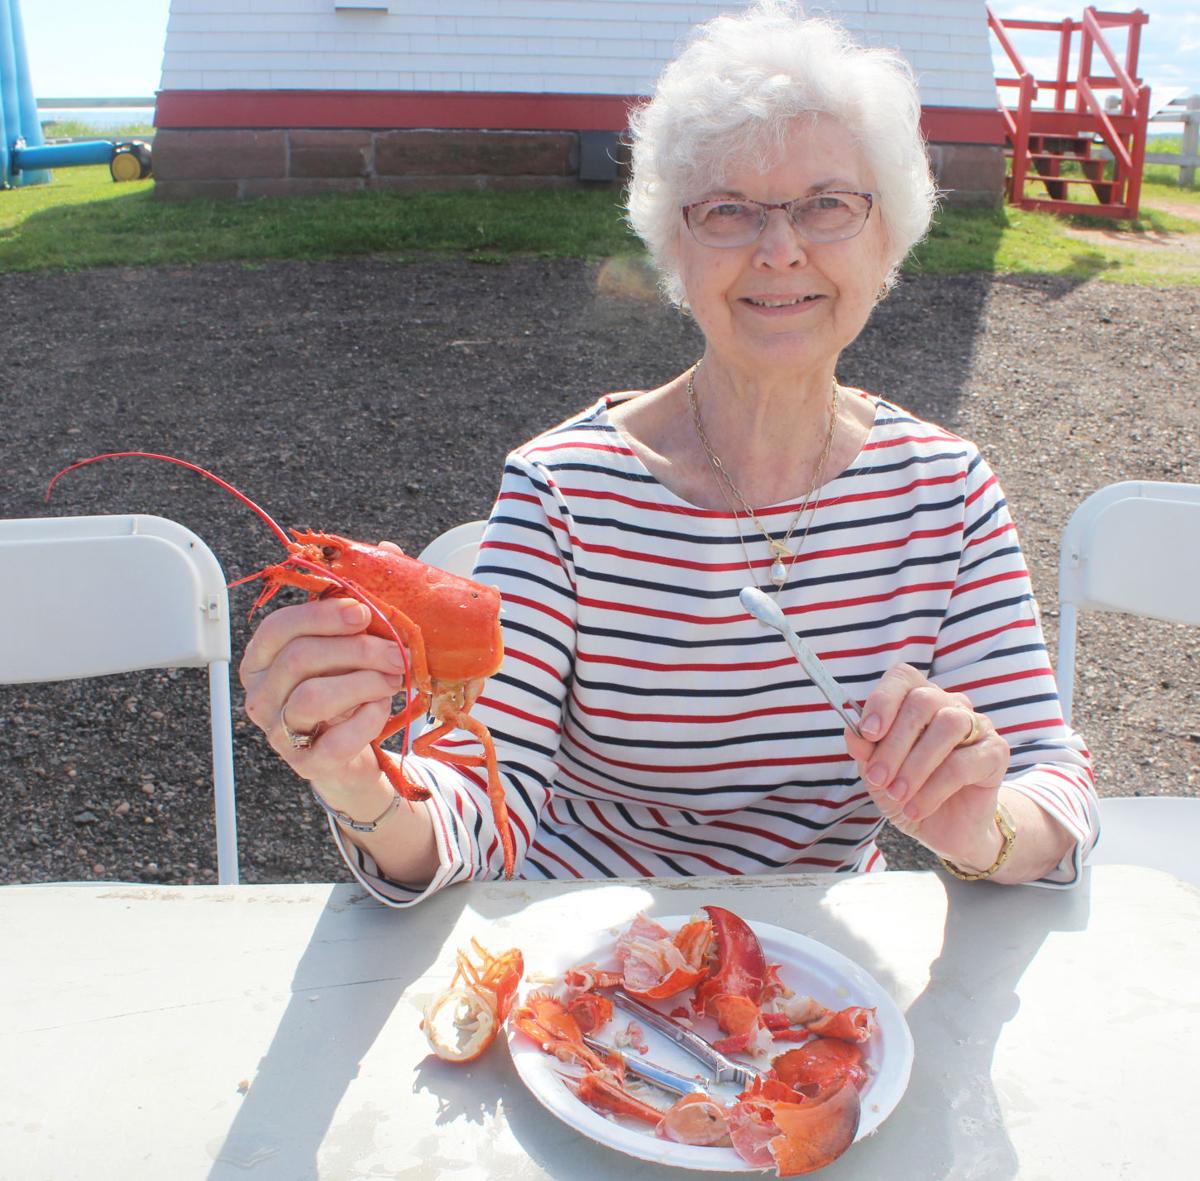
[{"left": 769, "top": 556, "right": 788, "bottom": 587}]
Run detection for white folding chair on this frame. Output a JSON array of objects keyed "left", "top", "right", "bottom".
[
  {"left": 1056, "top": 480, "right": 1200, "bottom": 884},
  {"left": 418, "top": 519, "right": 487, "bottom": 577},
  {"left": 0, "top": 515, "right": 239, "bottom": 884}
]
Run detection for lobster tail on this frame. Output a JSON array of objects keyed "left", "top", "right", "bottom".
[{"left": 46, "top": 452, "right": 292, "bottom": 548}]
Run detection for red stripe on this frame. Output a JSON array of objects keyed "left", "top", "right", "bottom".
[
  {"left": 530, "top": 839, "right": 586, "bottom": 879},
  {"left": 1042, "top": 764, "right": 1095, "bottom": 808},
  {"left": 426, "top": 782, "right": 459, "bottom": 877},
  {"left": 577, "top": 631, "right": 934, "bottom": 672},
  {"left": 574, "top": 577, "right": 955, "bottom": 628},
  {"left": 936, "top": 615, "right": 1035, "bottom": 658},
  {"left": 764, "top": 790, "right": 869, "bottom": 809},
  {"left": 944, "top": 666, "right": 1053, "bottom": 694},
  {"left": 446, "top": 779, "right": 476, "bottom": 879},
  {"left": 965, "top": 521, "right": 1016, "bottom": 551},
  {"left": 524, "top": 439, "right": 634, "bottom": 458},
  {"left": 1014, "top": 778, "right": 1083, "bottom": 828},
  {"left": 570, "top": 737, "right": 849, "bottom": 775},
  {"left": 863, "top": 430, "right": 960, "bottom": 451},
  {"left": 486, "top": 540, "right": 564, "bottom": 569},
  {"left": 503, "top": 591, "right": 573, "bottom": 629},
  {"left": 507, "top": 646, "right": 564, "bottom": 681},
  {"left": 458, "top": 764, "right": 507, "bottom": 869},
  {"left": 477, "top": 694, "right": 559, "bottom": 732},
  {"left": 559, "top": 471, "right": 966, "bottom": 522},
  {"left": 600, "top": 827, "right": 740, "bottom": 875},
  {"left": 949, "top": 568, "right": 1027, "bottom": 601},
  {"left": 862, "top": 846, "right": 884, "bottom": 871},
  {"left": 996, "top": 715, "right": 1066, "bottom": 736},
  {"left": 965, "top": 472, "right": 998, "bottom": 509},
  {"left": 705, "top": 817, "right": 825, "bottom": 853},
  {"left": 585, "top": 804, "right": 655, "bottom": 876},
  {"left": 570, "top": 691, "right": 831, "bottom": 726},
  {"left": 568, "top": 521, "right": 963, "bottom": 578}
]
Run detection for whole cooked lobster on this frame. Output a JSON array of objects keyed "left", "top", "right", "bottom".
[{"left": 47, "top": 452, "right": 514, "bottom": 877}]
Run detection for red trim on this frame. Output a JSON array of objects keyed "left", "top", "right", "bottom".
[
  {"left": 919, "top": 105, "right": 1006, "bottom": 145},
  {"left": 155, "top": 89, "right": 638, "bottom": 132},
  {"left": 155, "top": 88, "right": 1005, "bottom": 144}
]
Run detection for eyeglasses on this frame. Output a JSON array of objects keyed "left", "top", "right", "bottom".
[{"left": 681, "top": 191, "right": 875, "bottom": 248}]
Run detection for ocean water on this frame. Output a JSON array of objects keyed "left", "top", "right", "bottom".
[{"left": 38, "top": 107, "right": 155, "bottom": 132}]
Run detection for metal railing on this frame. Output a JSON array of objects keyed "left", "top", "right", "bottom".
[
  {"left": 1148, "top": 96, "right": 1199, "bottom": 187},
  {"left": 36, "top": 97, "right": 155, "bottom": 109}
]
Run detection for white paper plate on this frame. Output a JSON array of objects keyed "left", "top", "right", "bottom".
[{"left": 505, "top": 914, "right": 913, "bottom": 1172}]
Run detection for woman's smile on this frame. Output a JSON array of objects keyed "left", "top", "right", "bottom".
[{"left": 738, "top": 292, "right": 826, "bottom": 315}]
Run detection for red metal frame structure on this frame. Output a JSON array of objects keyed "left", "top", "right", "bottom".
[{"left": 987, "top": 6, "right": 1151, "bottom": 219}]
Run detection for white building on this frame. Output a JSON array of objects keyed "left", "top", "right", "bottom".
[{"left": 153, "top": 1, "right": 1005, "bottom": 202}]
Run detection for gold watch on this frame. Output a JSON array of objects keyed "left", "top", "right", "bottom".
[{"left": 940, "top": 803, "right": 1017, "bottom": 881}]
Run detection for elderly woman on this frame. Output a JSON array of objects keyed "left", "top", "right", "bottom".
[{"left": 240, "top": 3, "right": 1097, "bottom": 903}]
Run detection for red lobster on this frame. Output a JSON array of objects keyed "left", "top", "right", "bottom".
[{"left": 47, "top": 452, "right": 515, "bottom": 877}]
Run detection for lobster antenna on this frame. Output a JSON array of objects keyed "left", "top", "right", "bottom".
[{"left": 46, "top": 452, "right": 292, "bottom": 548}]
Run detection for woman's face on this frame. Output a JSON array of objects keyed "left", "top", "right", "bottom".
[{"left": 676, "top": 116, "right": 892, "bottom": 380}]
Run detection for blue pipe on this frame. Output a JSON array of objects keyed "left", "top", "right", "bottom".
[
  {"left": 12, "top": 140, "right": 114, "bottom": 170},
  {"left": 1, "top": 0, "right": 48, "bottom": 186}
]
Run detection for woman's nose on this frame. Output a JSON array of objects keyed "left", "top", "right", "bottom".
[{"left": 753, "top": 207, "right": 809, "bottom": 267}]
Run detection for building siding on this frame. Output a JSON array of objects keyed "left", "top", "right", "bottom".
[{"left": 159, "top": 0, "right": 999, "bottom": 110}]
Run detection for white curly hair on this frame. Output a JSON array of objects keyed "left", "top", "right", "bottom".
[{"left": 625, "top": 1, "right": 939, "bottom": 305}]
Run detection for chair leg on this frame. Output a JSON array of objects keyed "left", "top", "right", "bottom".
[
  {"left": 209, "top": 661, "right": 240, "bottom": 885},
  {"left": 1056, "top": 605, "right": 1078, "bottom": 727}
]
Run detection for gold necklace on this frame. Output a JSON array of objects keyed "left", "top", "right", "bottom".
[{"left": 688, "top": 362, "right": 839, "bottom": 590}]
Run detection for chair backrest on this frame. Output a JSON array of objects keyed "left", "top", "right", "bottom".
[
  {"left": 417, "top": 519, "right": 487, "bottom": 578},
  {"left": 1057, "top": 480, "right": 1200, "bottom": 724},
  {"left": 1086, "top": 796, "right": 1200, "bottom": 887},
  {"left": 0, "top": 515, "right": 239, "bottom": 884}
]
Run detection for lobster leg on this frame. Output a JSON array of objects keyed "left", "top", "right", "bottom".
[
  {"left": 415, "top": 713, "right": 514, "bottom": 879},
  {"left": 412, "top": 720, "right": 487, "bottom": 767}
]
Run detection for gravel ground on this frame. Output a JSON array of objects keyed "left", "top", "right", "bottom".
[{"left": 2, "top": 258, "right": 1197, "bottom": 885}]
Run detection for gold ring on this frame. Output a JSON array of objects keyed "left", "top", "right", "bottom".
[
  {"left": 281, "top": 701, "right": 322, "bottom": 750},
  {"left": 956, "top": 711, "right": 984, "bottom": 748}
]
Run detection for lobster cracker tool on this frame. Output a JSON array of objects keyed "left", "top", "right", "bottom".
[
  {"left": 609, "top": 988, "right": 764, "bottom": 1089},
  {"left": 739, "top": 586, "right": 864, "bottom": 739}
]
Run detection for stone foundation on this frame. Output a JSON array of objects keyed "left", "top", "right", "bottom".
[
  {"left": 927, "top": 143, "right": 1007, "bottom": 208},
  {"left": 152, "top": 128, "right": 613, "bottom": 199},
  {"left": 152, "top": 128, "right": 1003, "bottom": 206}
]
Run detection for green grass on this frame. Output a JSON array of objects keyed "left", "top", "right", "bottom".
[
  {"left": 0, "top": 165, "right": 641, "bottom": 271},
  {"left": 1, "top": 159, "right": 1196, "bottom": 283},
  {"left": 40, "top": 119, "right": 156, "bottom": 140},
  {"left": 910, "top": 200, "right": 1198, "bottom": 284},
  {"left": 1142, "top": 134, "right": 1198, "bottom": 191}
]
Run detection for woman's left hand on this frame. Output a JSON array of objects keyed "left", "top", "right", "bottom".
[{"left": 845, "top": 663, "right": 1011, "bottom": 870}]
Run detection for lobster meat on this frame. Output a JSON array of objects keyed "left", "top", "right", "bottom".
[
  {"left": 46, "top": 451, "right": 515, "bottom": 877},
  {"left": 423, "top": 939, "right": 524, "bottom": 1063}
]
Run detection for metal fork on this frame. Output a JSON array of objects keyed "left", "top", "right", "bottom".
[{"left": 609, "top": 988, "right": 763, "bottom": 1089}]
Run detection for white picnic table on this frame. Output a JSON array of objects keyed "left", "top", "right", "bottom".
[{"left": 2, "top": 865, "right": 1197, "bottom": 1180}]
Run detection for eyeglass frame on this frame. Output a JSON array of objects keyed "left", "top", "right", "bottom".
[{"left": 680, "top": 191, "right": 876, "bottom": 248}]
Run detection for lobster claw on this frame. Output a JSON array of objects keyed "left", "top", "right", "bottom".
[{"left": 692, "top": 905, "right": 768, "bottom": 1037}]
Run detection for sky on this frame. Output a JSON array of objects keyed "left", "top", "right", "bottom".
[{"left": 19, "top": 0, "right": 1200, "bottom": 105}]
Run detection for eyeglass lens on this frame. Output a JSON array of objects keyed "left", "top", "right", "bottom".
[{"left": 688, "top": 193, "right": 870, "bottom": 246}]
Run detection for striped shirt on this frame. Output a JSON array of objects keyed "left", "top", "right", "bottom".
[{"left": 335, "top": 392, "right": 1098, "bottom": 905}]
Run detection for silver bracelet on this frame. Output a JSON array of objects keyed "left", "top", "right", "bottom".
[{"left": 310, "top": 789, "right": 403, "bottom": 833}]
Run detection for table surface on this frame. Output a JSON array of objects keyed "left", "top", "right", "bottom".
[{"left": 3, "top": 866, "right": 1198, "bottom": 1181}]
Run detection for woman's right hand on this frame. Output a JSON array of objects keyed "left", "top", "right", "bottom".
[{"left": 239, "top": 596, "right": 411, "bottom": 806}]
